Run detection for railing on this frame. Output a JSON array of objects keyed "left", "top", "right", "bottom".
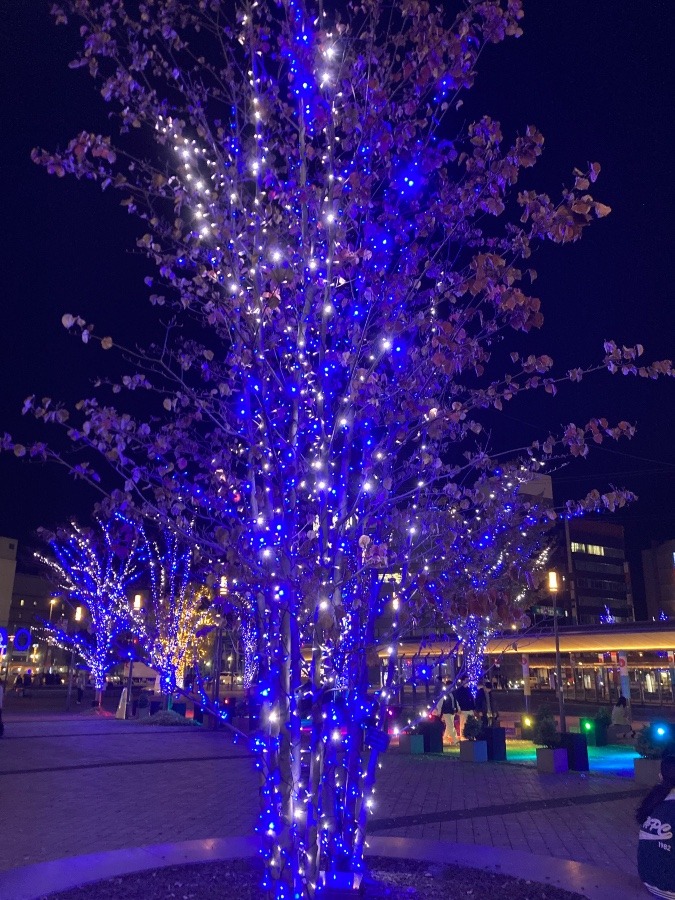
[{"left": 560, "top": 680, "right": 675, "bottom": 707}]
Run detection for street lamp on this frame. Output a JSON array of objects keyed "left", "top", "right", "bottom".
[
  {"left": 45, "top": 598, "right": 58, "bottom": 676},
  {"left": 548, "top": 570, "right": 566, "bottom": 734}
]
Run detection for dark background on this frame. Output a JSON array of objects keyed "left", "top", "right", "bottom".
[{"left": 1, "top": 2, "right": 674, "bottom": 614}]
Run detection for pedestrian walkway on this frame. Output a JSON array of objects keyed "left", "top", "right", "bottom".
[
  {"left": 0, "top": 712, "right": 649, "bottom": 895},
  {"left": 373, "top": 749, "right": 642, "bottom": 877},
  {"left": 0, "top": 714, "right": 257, "bottom": 873}
]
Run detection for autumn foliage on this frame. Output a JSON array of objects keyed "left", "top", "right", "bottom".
[{"left": 3, "top": 0, "right": 672, "bottom": 894}]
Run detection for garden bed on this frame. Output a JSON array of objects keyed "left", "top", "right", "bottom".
[
  {"left": 44, "top": 856, "right": 584, "bottom": 899},
  {"left": 141, "top": 710, "right": 200, "bottom": 727}
]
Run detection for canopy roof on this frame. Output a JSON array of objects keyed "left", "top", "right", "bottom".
[{"left": 386, "top": 622, "right": 675, "bottom": 658}]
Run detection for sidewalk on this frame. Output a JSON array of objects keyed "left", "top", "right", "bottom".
[
  {"left": 0, "top": 712, "right": 647, "bottom": 889},
  {"left": 0, "top": 713, "right": 258, "bottom": 873},
  {"left": 374, "top": 747, "right": 642, "bottom": 876}
]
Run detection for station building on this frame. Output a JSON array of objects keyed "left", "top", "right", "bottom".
[{"left": 384, "top": 621, "right": 675, "bottom": 711}]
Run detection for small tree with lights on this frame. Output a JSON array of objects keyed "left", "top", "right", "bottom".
[
  {"left": 131, "top": 524, "right": 217, "bottom": 695},
  {"left": 8, "top": 0, "right": 672, "bottom": 895},
  {"left": 394, "top": 464, "right": 553, "bottom": 700},
  {"left": 37, "top": 516, "right": 144, "bottom": 705}
]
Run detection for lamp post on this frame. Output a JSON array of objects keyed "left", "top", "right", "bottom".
[
  {"left": 125, "top": 654, "right": 135, "bottom": 719},
  {"left": 44, "top": 598, "right": 58, "bottom": 677},
  {"left": 548, "top": 570, "right": 566, "bottom": 733}
]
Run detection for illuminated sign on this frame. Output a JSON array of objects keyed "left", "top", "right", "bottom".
[{"left": 13, "top": 628, "right": 32, "bottom": 654}]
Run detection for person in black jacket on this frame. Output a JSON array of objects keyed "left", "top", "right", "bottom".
[
  {"left": 637, "top": 754, "right": 675, "bottom": 898},
  {"left": 476, "top": 681, "right": 498, "bottom": 727},
  {"left": 454, "top": 676, "right": 475, "bottom": 740}
]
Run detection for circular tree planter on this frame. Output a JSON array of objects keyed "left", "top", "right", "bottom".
[
  {"left": 320, "top": 870, "right": 364, "bottom": 898},
  {"left": 0, "top": 836, "right": 646, "bottom": 900}
]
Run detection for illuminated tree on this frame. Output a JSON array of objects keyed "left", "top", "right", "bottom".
[
  {"left": 396, "top": 462, "right": 553, "bottom": 696},
  {"left": 37, "top": 517, "right": 144, "bottom": 703},
  {"left": 9, "top": 0, "right": 672, "bottom": 895},
  {"left": 132, "top": 526, "right": 216, "bottom": 693}
]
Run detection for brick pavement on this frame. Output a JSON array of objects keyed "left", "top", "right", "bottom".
[
  {"left": 0, "top": 712, "right": 645, "bottom": 884},
  {"left": 0, "top": 714, "right": 258, "bottom": 873},
  {"left": 371, "top": 752, "right": 642, "bottom": 876}
]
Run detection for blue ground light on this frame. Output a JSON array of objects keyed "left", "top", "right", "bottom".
[{"left": 438, "top": 740, "right": 640, "bottom": 778}]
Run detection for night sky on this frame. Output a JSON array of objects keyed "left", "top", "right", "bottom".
[{"left": 1, "top": 2, "right": 674, "bottom": 612}]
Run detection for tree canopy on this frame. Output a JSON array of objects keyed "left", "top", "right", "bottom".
[{"left": 6, "top": 0, "right": 672, "bottom": 894}]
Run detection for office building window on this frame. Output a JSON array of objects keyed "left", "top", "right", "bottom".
[{"left": 571, "top": 541, "right": 606, "bottom": 556}]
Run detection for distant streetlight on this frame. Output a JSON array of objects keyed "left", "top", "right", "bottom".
[
  {"left": 45, "top": 598, "right": 59, "bottom": 675},
  {"left": 133, "top": 594, "right": 142, "bottom": 610},
  {"left": 548, "top": 570, "right": 566, "bottom": 733}
]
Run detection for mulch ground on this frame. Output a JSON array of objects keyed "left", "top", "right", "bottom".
[{"left": 44, "top": 857, "right": 585, "bottom": 899}]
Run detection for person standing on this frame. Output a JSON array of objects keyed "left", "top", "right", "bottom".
[
  {"left": 14, "top": 673, "right": 23, "bottom": 697},
  {"left": 477, "top": 681, "right": 498, "bottom": 727},
  {"left": 454, "top": 676, "right": 476, "bottom": 740},
  {"left": 439, "top": 684, "right": 459, "bottom": 744},
  {"left": 76, "top": 669, "right": 87, "bottom": 705}
]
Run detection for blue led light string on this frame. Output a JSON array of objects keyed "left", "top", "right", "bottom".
[{"left": 37, "top": 516, "right": 146, "bottom": 695}]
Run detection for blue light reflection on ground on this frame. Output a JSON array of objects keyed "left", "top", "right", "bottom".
[
  {"left": 439, "top": 740, "right": 640, "bottom": 777},
  {"left": 587, "top": 745, "right": 640, "bottom": 778}
]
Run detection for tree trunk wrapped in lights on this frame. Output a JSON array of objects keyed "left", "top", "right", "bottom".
[
  {"left": 241, "top": 617, "right": 259, "bottom": 690},
  {"left": 9, "top": 0, "right": 672, "bottom": 895}
]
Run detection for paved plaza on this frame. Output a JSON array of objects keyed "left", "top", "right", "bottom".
[{"left": 0, "top": 708, "right": 647, "bottom": 895}]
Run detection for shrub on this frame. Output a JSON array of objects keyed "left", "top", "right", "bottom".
[
  {"left": 595, "top": 707, "right": 611, "bottom": 726},
  {"left": 532, "top": 705, "right": 559, "bottom": 749},
  {"left": 146, "top": 709, "right": 200, "bottom": 727},
  {"left": 463, "top": 714, "right": 483, "bottom": 741},
  {"left": 636, "top": 724, "right": 675, "bottom": 759},
  {"left": 416, "top": 716, "right": 444, "bottom": 734},
  {"left": 408, "top": 716, "right": 444, "bottom": 740}
]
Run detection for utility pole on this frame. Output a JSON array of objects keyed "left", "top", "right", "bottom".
[
  {"left": 125, "top": 656, "right": 134, "bottom": 719},
  {"left": 65, "top": 650, "right": 75, "bottom": 711},
  {"left": 549, "top": 570, "right": 566, "bottom": 733},
  {"left": 211, "top": 620, "right": 223, "bottom": 728}
]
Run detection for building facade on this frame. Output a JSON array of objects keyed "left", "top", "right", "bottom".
[
  {"left": 563, "top": 518, "right": 634, "bottom": 625},
  {"left": 643, "top": 538, "right": 675, "bottom": 621},
  {"left": 0, "top": 535, "right": 18, "bottom": 628},
  {"left": 4, "top": 571, "right": 67, "bottom": 678}
]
